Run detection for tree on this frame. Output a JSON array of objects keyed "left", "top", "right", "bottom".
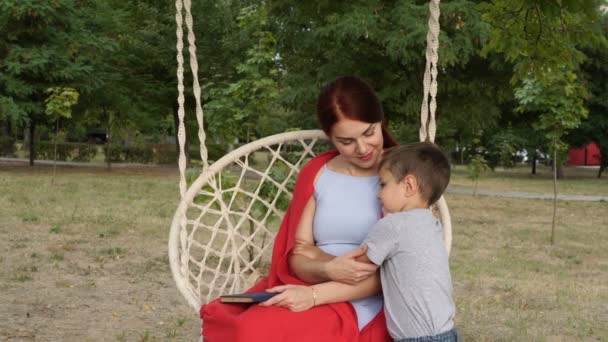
[
  {"left": 482, "top": 0, "right": 606, "bottom": 245},
  {"left": 567, "top": 12, "right": 608, "bottom": 178},
  {"left": 204, "top": 4, "right": 284, "bottom": 144},
  {"left": 0, "top": 0, "right": 94, "bottom": 165},
  {"left": 45, "top": 87, "right": 79, "bottom": 182},
  {"left": 515, "top": 70, "right": 588, "bottom": 245},
  {"left": 270, "top": 1, "right": 501, "bottom": 144},
  {"left": 467, "top": 153, "right": 490, "bottom": 195}
]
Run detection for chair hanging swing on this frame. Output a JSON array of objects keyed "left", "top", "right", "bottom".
[{"left": 169, "top": 0, "right": 450, "bottom": 313}]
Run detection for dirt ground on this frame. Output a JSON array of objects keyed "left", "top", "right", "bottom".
[
  {"left": 1, "top": 165, "right": 201, "bottom": 341},
  {"left": 2, "top": 163, "right": 607, "bottom": 341}
]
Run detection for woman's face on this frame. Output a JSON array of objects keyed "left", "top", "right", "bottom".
[{"left": 330, "top": 118, "right": 384, "bottom": 171}]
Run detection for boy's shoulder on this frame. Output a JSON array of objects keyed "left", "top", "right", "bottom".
[
  {"left": 381, "top": 209, "right": 434, "bottom": 225},
  {"left": 378, "top": 209, "right": 441, "bottom": 237}
]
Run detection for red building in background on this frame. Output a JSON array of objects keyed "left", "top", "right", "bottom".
[{"left": 567, "top": 143, "right": 602, "bottom": 166}]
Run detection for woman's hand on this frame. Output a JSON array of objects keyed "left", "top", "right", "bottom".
[
  {"left": 325, "top": 245, "right": 378, "bottom": 285},
  {"left": 259, "top": 285, "right": 315, "bottom": 312}
]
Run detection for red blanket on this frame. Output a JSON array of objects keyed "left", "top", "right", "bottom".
[{"left": 201, "top": 151, "right": 390, "bottom": 341}]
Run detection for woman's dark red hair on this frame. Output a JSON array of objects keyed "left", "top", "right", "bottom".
[{"left": 316, "top": 76, "right": 397, "bottom": 148}]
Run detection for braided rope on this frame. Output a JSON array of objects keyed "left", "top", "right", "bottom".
[
  {"left": 183, "top": 0, "right": 209, "bottom": 169},
  {"left": 419, "top": 0, "right": 440, "bottom": 143},
  {"left": 419, "top": 0, "right": 451, "bottom": 254},
  {"left": 175, "top": 0, "right": 188, "bottom": 198}
]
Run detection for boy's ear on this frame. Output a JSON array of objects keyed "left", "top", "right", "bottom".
[{"left": 402, "top": 174, "right": 418, "bottom": 196}]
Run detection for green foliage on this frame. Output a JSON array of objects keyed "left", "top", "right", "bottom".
[
  {"left": 0, "top": 0, "right": 604, "bottom": 176},
  {"left": 480, "top": 0, "right": 606, "bottom": 83},
  {"left": 205, "top": 144, "right": 232, "bottom": 163},
  {"left": 32, "top": 141, "right": 97, "bottom": 162},
  {"left": 0, "top": 0, "right": 93, "bottom": 125},
  {"left": 515, "top": 70, "right": 588, "bottom": 143},
  {"left": 123, "top": 144, "right": 154, "bottom": 164},
  {"left": 481, "top": 0, "right": 604, "bottom": 179},
  {"left": 271, "top": 0, "right": 494, "bottom": 138},
  {"left": 45, "top": 87, "right": 80, "bottom": 120},
  {"left": 468, "top": 154, "right": 491, "bottom": 180},
  {"left": 104, "top": 144, "right": 155, "bottom": 164},
  {"left": 205, "top": 4, "right": 283, "bottom": 143},
  {"left": 567, "top": 13, "right": 608, "bottom": 177},
  {"left": 467, "top": 153, "right": 491, "bottom": 195},
  {"left": 35, "top": 141, "right": 72, "bottom": 161},
  {"left": 485, "top": 129, "right": 527, "bottom": 168},
  {"left": 0, "top": 135, "right": 16, "bottom": 157},
  {"left": 0, "top": 96, "right": 26, "bottom": 126},
  {"left": 153, "top": 144, "right": 178, "bottom": 165},
  {"left": 71, "top": 144, "right": 98, "bottom": 162}
]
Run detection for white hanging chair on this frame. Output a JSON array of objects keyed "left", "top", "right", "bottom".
[{"left": 170, "top": 0, "right": 449, "bottom": 317}]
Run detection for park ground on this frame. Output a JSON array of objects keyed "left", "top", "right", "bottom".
[{"left": 1, "top": 163, "right": 607, "bottom": 341}]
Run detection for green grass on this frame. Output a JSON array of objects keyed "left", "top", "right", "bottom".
[{"left": 0, "top": 163, "right": 606, "bottom": 341}]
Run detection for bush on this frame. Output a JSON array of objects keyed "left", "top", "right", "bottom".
[
  {"left": 72, "top": 144, "right": 97, "bottom": 162},
  {"left": 124, "top": 145, "right": 154, "bottom": 164},
  {"left": 105, "top": 144, "right": 124, "bottom": 162},
  {"left": 0, "top": 136, "right": 16, "bottom": 157},
  {"left": 35, "top": 142, "right": 72, "bottom": 161},
  {"left": 206, "top": 143, "right": 232, "bottom": 162},
  {"left": 32, "top": 142, "right": 98, "bottom": 162},
  {"left": 153, "top": 144, "right": 178, "bottom": 164}
]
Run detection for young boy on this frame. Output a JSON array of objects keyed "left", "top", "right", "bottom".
[{"left": 361, "top": 142, "right": 458, "bottom": 342}]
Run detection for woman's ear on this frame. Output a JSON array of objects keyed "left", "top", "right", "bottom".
[{"left": 402, "top": 174, "right": 418, "bottom": 197}]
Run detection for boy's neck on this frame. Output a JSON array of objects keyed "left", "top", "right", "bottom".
[{"left": 400, "top": 195, "right": 430, "bottom": 212}]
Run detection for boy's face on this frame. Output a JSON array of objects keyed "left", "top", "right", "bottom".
[{"left": 377, "top": 167, "right": 409, "bottom": 215}]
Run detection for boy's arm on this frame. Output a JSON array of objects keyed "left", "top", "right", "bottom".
[
  {"left": 361, "top": 218, "right": 398, "bottom": 267},
  {"left": 355, "top": 245, "right": 379, "bottom": 268}
]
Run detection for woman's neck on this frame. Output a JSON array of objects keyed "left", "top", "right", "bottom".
[{"left": 328, "top": 155, "right": 379, "bottom": 177}]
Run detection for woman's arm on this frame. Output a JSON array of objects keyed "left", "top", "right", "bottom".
[
  {"left": 288, "top": 197, "right": 378, "bottom": 285},
  {"left": 261, "top": 270, "right": 381, "bottom": 312},
  {"left": 288, "top": 197, "right": 334, "bottom": 283}
]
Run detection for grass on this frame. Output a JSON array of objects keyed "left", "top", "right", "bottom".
[
  {"left": 0, "top": 163, "right": 607, "bottom": 341},
  {"left": 451, "top": 163, "right": 607, "bottom": 196}
]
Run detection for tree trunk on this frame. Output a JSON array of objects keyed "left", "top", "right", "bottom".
[
  {"left": 104, "top": 105, "right": 112, "bottom": 172},
  {"left": 598, "top": 144, "right": 607, "bottom": 179},
  {"left": 551, "top": 143, "right": 558, "bottom": 245},
  {"left": 531, "top": 154, "right": 537, "bottom": 175},
  {"left": 556, "top": 162, "right": 564, "bottom": 179},
  {"left": 458, "top": 140, "right": 464, "bottom": 165},
  {"left": 29, "top": 122, "right": 35, "bottom": 166},
  {"left": 52, "top": 119, "right": 59, "bottom": 184}
]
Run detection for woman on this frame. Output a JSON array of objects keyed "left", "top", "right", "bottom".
[{"left": 202, "top": 76, "right": 397, "bottom": 341}]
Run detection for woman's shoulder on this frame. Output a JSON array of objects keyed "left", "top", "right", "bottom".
[{"left": 299, "top": 150, "right": 338, "bottom": 178}]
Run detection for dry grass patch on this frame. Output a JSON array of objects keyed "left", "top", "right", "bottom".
[
  {"left": 1, "top": 163, "right": 606, "bottom": 341},
  {"left": 449, "top": 194, "right": 608, "bottom": 340},
  {"left": 451, "top": 164, "right": 607, "bottom": 196}
]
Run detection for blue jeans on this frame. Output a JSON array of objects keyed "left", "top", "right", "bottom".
[{"left": 395, "top": 328, "right": 460, "bottom": 342}]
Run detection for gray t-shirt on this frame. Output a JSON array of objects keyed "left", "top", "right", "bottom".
[{"left": 364, "top": 209, "right": 455, "bottom": 340}]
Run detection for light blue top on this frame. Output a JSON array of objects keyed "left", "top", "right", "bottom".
[{"left": 313, "top": 164, "right": 384, "bottom": 330}]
